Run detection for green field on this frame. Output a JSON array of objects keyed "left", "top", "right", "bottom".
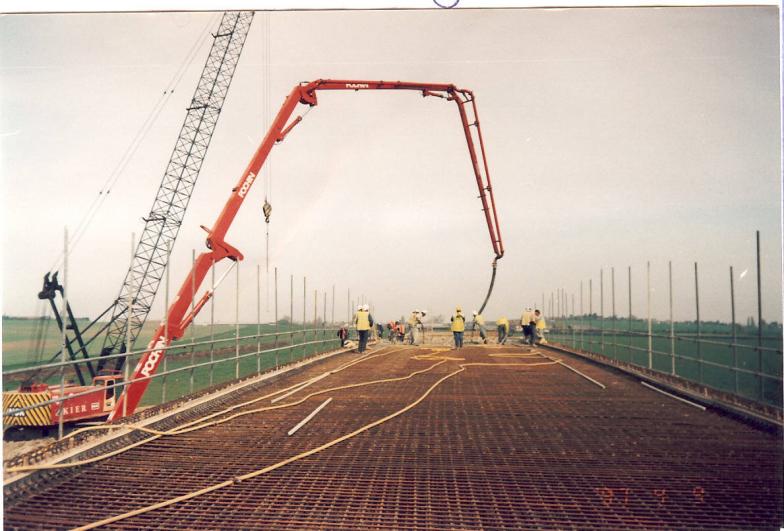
[{"left": 2, "top": 317, "right": 343, "bottom": 407}]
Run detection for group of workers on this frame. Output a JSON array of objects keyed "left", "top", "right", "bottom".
[
  {"left": 450, "top": 307, "right": 546, "bottom": 349},
  {"left": 342, "top": 304, "right": 547, "bottom": 352}
]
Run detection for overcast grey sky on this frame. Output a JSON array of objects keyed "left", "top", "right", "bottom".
[{"left": 1, "top": 7, "right": 781, "bottom": 327}]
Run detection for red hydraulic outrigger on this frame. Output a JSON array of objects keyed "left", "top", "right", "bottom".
[{"left": 109, "top": 79, "right": 505, "bottom": 420}]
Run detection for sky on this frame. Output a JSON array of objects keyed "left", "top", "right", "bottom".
[{"left": 1, "top": 6, "right": 781, "bottom": 329}]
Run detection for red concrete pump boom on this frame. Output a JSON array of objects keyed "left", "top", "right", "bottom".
[{"left": 109, "top": 79, "right": 504, "bottom": 420}]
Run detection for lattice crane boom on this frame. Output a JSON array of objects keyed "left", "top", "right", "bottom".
[{"left": 98, "top": 11, "right": 255, "bottom": 371}]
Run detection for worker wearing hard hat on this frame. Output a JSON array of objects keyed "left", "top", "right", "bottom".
[
  {"left": 353, "top": 304, "right": 374, "bottom": 353},
  {"left": 418, "top": 310, "right": 427, "bottom": 344},
  {"left": 496, "top": 316, "right": 510, "bottom": 345},
  {"left": 521, "top": 307, "right": 535, "bottom": 345},
  {"left": 450, "top": 306, "right": 466, "bottom": 349},
  {"left": 407, "top": 310, "right": 420, "bottom": 345},
  {"left": 534, "top": 309, "right": 547, "bottom": 345},
  {"left": 472, "top": 310, "right": 487, "bottom": 344}
]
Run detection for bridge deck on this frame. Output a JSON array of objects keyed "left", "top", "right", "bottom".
[{"left": 4, "top": 344, "right": 782, "bottom": 529}]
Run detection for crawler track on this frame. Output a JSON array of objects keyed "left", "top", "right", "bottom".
[{"left": 4, "top": 344, "right": 782, "bottom": 529}]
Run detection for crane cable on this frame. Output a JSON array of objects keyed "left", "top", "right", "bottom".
[{"left": 262, "top": 12, "right": 273, "bottom": 310}]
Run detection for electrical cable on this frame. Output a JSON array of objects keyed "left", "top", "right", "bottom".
[
  {"left": 70, "top": 353, "right": 558, "bottom": 530},
  {"left": 5, "top": 346, "right": 403, "bottom": 474}
]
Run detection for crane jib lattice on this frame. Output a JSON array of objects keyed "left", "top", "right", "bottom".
[{"left": 98, "top": 11, "right": 255, "bottom": 371}]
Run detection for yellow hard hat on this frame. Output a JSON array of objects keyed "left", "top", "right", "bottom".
[{"left": 456, "top": 306, "right": 462, "bottom": 312}]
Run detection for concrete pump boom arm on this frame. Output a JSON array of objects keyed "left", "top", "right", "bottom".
[{"left": 109, "top": 79, "right": 504, "bottom": 420}]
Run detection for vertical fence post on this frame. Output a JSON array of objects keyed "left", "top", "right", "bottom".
[
  {"left": 571, "top": 293, "right": 575, "bottom": 347},
  {"left": 550, "top": 292, "right": 554, "bottom": 327},
  {"left": 756, "top": 230, "right": 763, "bottom": 400},
  {"left": 730, "top": 265, "right": 738, "bottom": 393},
  {"left": 57, "top": 227, "right": 69, "bottom": 440},
  {"left": 669, "top": 261, "right": 675, "bottom": 375},
  {"left": 122, "top": 233, "right": 134, "bottom": 420},
  {"left": 332, "top": 284, "right": 335, "bottom": 325},
  {"left": 628, "top": 266, "right": 632, "bottom": 363},
  {"left": 257, "top": 264, "right": 261, "bottom": 374},
  {"left": 756, "top": 230, "right": 762, "bottom": 347},
  {"left": 611, "top": 267, "right": 616, "bottom": 359},
  {"left": 563, "top": 288, "right": 566, "bottom": 318},
  {"left": 190, "top": 249, "right": 196, "bottom": 394},
  {"left": 274, "top": 267, "right": 279, "bottom": 368},
  {"left": 695, "top": 262, "right": 702, "bottom": 383},
  {"left": 209, "top": 259, "right": 215, "bottom": 386},
  {"left": 647, "top": 261, "right": 652, "bottom": 369},
  {"left": 589, "top": 279, "right": 593, "bottom": 349},
  {"left": 559, "top": 288, "right": 562, "bottom": 319},
  {"left": 311, "top": 290, "right": 318, "bottom": 354},
  {"left": 600, "top": 269, "right": 604, "bottom": 354},
  {"left": 235, "top": 260, "right": 240, "bottom": 380},
  {"left": 162, "top": 241, "right": 170, "bottom": 404},
  {"left": 580, "top": 280, "right": 585, "bottom": 349},
  {"left": 290, "top": 275, "right": 294, "bottom": 363}
]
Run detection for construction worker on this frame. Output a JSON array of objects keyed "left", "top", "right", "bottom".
[
  {"left": 407, "top": 309, "right": 421, "bottom": 345},
  {"left": 534, "top": 309, "right": 547, "bottom": 345},
  {"left": 418, "top": 310, "right": 427, "bottom": 344},
  {"left": 337, "top": 324, "right": 349, "bottom": 347},
  {"left": 353, "top": 304, "right": 373, "bottom": 353},
  {"left": 450, "top": 306, "right": 466, "bottom": 349},
  {"left": 521, "top": 307, "right": 535, "bottom": 345},
  {"left": 472, "top": 311, "right": 487, "bottom": 344},
  {"left": 396, "top": 321, "right": 406, "bottom": 343},
  {"left": 387, "top": 321, "right": 396, "bottom": 343},
  {"left": 496, "top": 316, "right": 510, "bottom": 344}
]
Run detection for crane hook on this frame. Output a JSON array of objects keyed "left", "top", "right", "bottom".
[{"left": 262, "top": 199, "right": 272, "bottom": 223}]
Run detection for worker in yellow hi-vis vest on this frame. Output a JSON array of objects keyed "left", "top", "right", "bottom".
[
  {"left": 353, "top": 304, "right": 374, "bottom": 353},
  {"left": 472, "top": 311, "right": 487, "bottom": 344},
  {"left": 534, "top": 309, "right": 547, "bottom": 345},
  {"left": 407, "top": 310, "right": 420, "bottom": 345},
  {"left": 450, "top": 306, "right": 466, "bottom": 349},
  {"left": 496, "top": 316, "right": 510, "bottom": 344}
]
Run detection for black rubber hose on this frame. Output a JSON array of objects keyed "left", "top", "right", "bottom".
[{"left": 477, "top": 259, "right": 498, "bottom": 315}]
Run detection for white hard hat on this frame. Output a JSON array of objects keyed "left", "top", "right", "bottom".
[
  {"left": 472, "top": 310, "right": 478, "bottom": 316},
  {"left": 357, "top": 305, "right": 363, "bottom": 310},
  {"left": 421, "top": 309, "right": 427, "bottom": 315},
  {"left": 362, "top": 304, "right": 369, "bottom": 311}
]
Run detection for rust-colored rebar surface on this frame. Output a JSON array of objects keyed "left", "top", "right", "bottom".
[{"left": 4, "top": 345, "right": 782, "bottom": 529}]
